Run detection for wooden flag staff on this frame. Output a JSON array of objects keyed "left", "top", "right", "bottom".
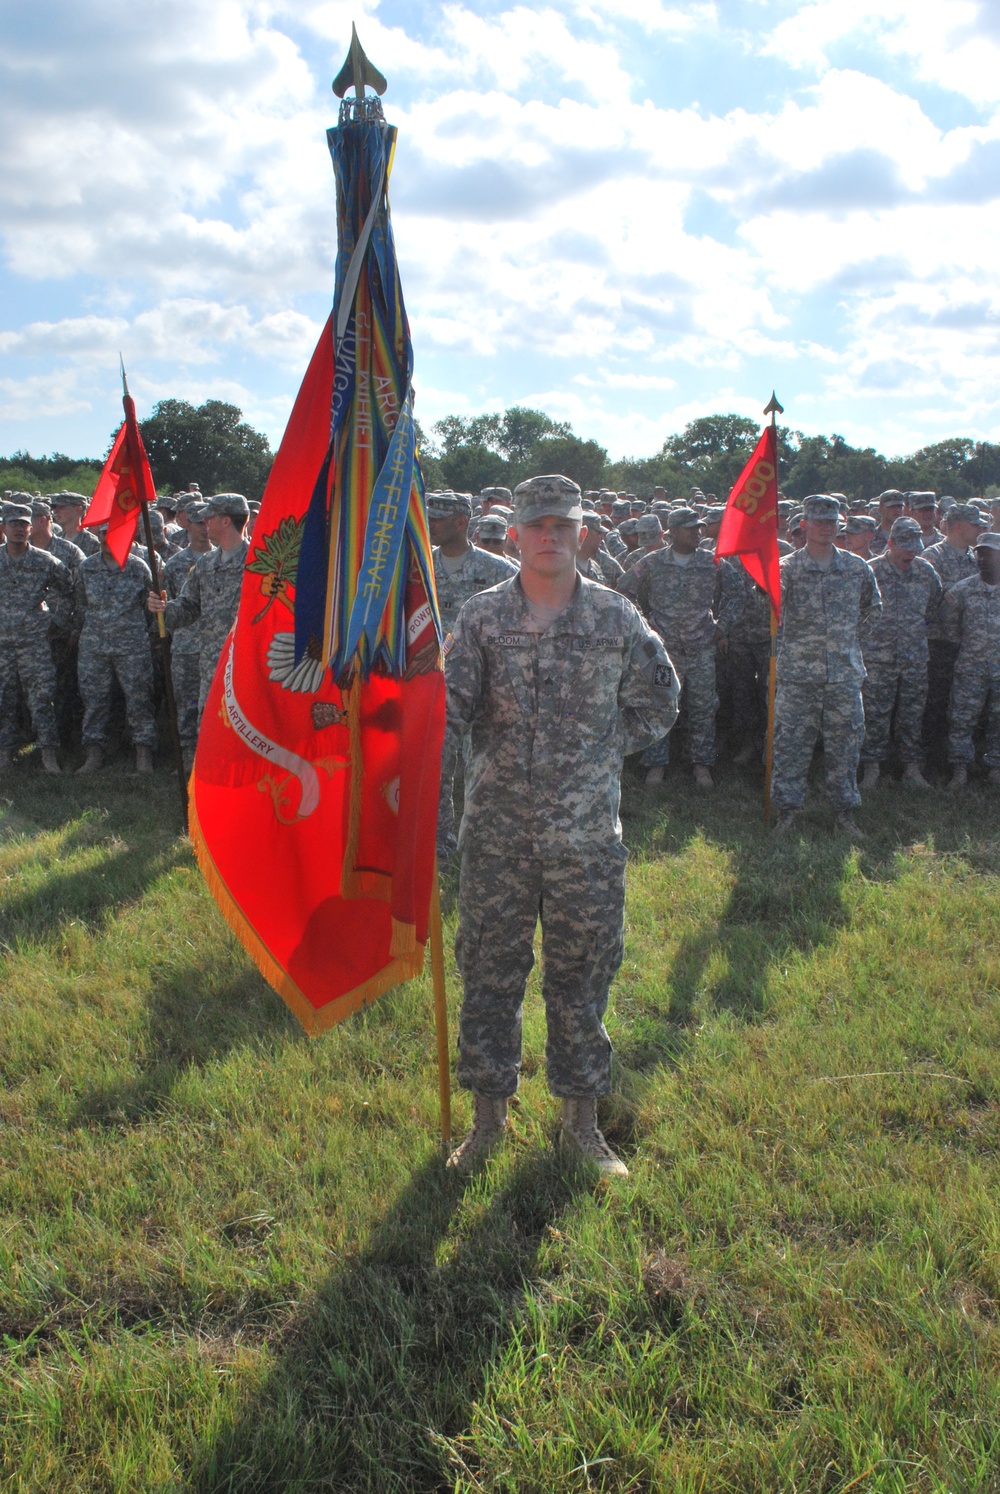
[{"left": 763, "top": 391, "right": 783, "bottom": 825}]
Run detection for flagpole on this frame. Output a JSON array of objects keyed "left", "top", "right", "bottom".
[
  {"left": 762, "top": 392, "right": 782, "bottom": 825},
  {"left": 121, "top": 359, "right": 189, "bottom": 822},
  {"left": 429, "top": 858, "right": 452, "bottom": 1153}
]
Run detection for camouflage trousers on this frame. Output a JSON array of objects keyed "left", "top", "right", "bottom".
[
  {"left": 437, "top": 732, "right": 461, "bottom": 857},
  {"left": 0, "top": 634, "right": 59, "bottom": 751},
  {"left": 641, "top": 645, "right": 717, "bottom": 767},
  {"left": 728, "top": 638, "right": 771, "bottom": 753},
  {"left": 79, "top": 637, "right": 157, "bottom": 750},
  {"left": 167, "top": 651, "right": 201, "bottom": 752},
  {"left": 771, "top": 679, "right": 864, "bottom": 811},
  {"left": 923, "top": 639, "right": 958, "bottom": 767},
  {"left": 861, "top": 659, "right": 928, "bottom": 764},
  {"left": 455, "top": 846, "right": 627, "bottom": 1098},
  {"left": 948, "top": 669, "right": 1000, "bottom": 767}
]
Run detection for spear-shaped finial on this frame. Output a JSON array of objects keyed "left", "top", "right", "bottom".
[
  {"left": 332, "top": 24, "right": 387, "bottom": 101},
  {"left": 763, "top": 391, "right": 783, "bottom": 425},
  {"left": 120, "top": 353, "right": 130, "bottom": 401}
]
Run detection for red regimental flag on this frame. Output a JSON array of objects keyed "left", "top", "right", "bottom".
[
  {"left": 83, "top": 394, "right": 156, "bottom": 567},
  {"left": 715, "top": 423, "right": 781, "bottom": 620},
  {"left": 188, "top": 316, "right": 446, "bottom": 1035}
]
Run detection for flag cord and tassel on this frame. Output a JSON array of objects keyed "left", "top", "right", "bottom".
[{"left": 429, "top": 859, "right": 452, "bottom": 1153}]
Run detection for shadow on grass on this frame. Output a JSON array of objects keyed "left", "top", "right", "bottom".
[
  {"left": 69, "top": 960, "right": 300, "bottom": 1128},
  {"left": 190, "top": 1151, "right": 588, "bottom": 1494}
]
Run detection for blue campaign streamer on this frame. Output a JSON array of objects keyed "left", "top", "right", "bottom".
[{"left": 340, "top": 391, "right": 416, "bottom": 666}]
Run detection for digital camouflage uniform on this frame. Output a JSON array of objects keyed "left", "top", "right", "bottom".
[
  {"left": 434, "top": 541, "right": 520, "bottom": 855},
  {"left": 922, "top": 536, "right": 978, "bottom": 764},
  {"left": 772, "top": 546, "right": 881, "bottom": 812},
  {"left": 446, "top": 575, "right": 679, "bottom": 1098},
  {"left": 36, "top": 534, "right": 87, "bottom": 748},
  {"left": 161, "top": 545, "right": 204, "bottom": 753},
  {"left": 726, "top": 545, "right": 794, "bottom": 760},
  {"left": 75, "top": 552, "right": 158, "bottom": 751},
  {"left": 67, "top": 527, "right": 101, "bottom": 558},
  {"left": 163, "top": 539, "right": 250, "bottom": 718},
  {"left": 860, "top": 552, "right": 942, "bottom": 765},
  {"left": 0, "top": 545, "right": 75, "bottom": 752},
  {"left": 618, "top": 543, "right": 743, "bottom": 767},
  {"left": 944, "top": 573, "right": 1000, "bottom": 768}
]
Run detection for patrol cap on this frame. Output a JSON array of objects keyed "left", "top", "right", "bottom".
[
  {"left": 30, "top": 499, "right": 52, "bottom": 518},
  {"left": 665, "top": 506, "right": 702, "bottom": 529},
  {"left": 906, "top": 491, "right": 936, "bottom": 509},
  {"left": 844, "top": 514, "right": 878, "bottom": 534},
  {"left": 947, "top": 503, "right": 989, "bottom": 526},
  {"left": 476, "top": 514, "right": 508, "bottom": 539},
  {"left": 2, "top": 502, "right": 32, "bottom": 523},
  {"left": 975, "top": 531, "right": 1000, "bottom": 551},
  {"left": 147, "top": 509, "right": 166, "bottom": 535},
  {"left": 248, "top": 500, "right": 261, "bottom": 514},
  {"left": 937, "top": 495, "right": 957, "bottom": 514},
  {"left": 185, "top": 501, "right": 209, "bottom": 522},
  {"left": 636, "top": 514, "right": 663, "bottom": 537},
  {"left": 777, "top": 500, "right": 796, "bottom": 518},
  {"left": 51, "top": 490, "right": 87, "bottom": 509},
  {"left": 512, "top": 473, "right": 583, "bottom": 525},
  {"left": 426, "top": 490, "right": 473, "bottom": 519},
  {"left": 702, "top": 506, "right": 726, "bottom": 524},
  {"left": 877, "top": 489, "right": 905, "bottom": 507},
  {"left": 610, "top": 499, "right": 631, "bottom": 518},
  {"left": 619, "top": 518, "right": 640, "bottom": 536},
  {"left": 204, "top": 492, "right": 250, "bottom": 519},
  {"left": 581, "top": 498, "right": 598, "bottom": 512},
  {"left": 479, "top": 486, "right": 512, "bottom": 504},
  {"left": 630, "top": 500, "right": 646, "bottom": 514},
  {"left": 802, "top": 494, "right": 841, "bottom": 521},
  {"left": 156, "top": 495, "right": 179, "bottom": 514},
  {"left": 889, "top": 517, "right": 924, "bottom": 551}
]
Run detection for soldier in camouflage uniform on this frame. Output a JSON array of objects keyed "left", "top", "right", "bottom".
[
  {"left": 859, "top": 518, "right": 942, "bottom": 789},
  {"left": 869, "top": 490, "right": 906, "bottom": 557},
  {"left": 148, "top": 493, "right": 251, "bottom": 720},
  {"left": 0, "top": 501, "right": 75, "bottom": 773},
  {"left": 727, "top": 537, "right": 794, "bottom": 766},
  {"left": 618, "top": 506, "right": 744, "bottom": 789},
  {"left": 576, "top": 516, "right": 624, "bottom": 587},
  {"left": 75, "top": 526, "right": 158, "bottom": 773},
  {"left": 620, "top": 513, "right": 665, "bottom": 572},
  {"left": 30, "top": 498, "right": 87, "bottom": 751},
  {"left": 473, "top": 512, "right": 510, "bottom": 557},
  {"left": 50, "top": 493, "right": 101, "bottom": 557},
  {"left": 836, "top": 513, "right": 878, "bottom": 560},
  {"left": 945, "top": 531, "right": 1000, "bottom": 790},
  {"left": 921, "top": 503, "right": 988, "bottom": 772},
  {"left": 160, "top": 501, "right": 212, "bottom": 769},
  {"left": 429, "top": 490, "right": 520, "bottom": 859},
  {"left": 906, "top": 492, "right": 943, "bottom": 548},
  {"left": 771, "top": 494, "right": 881, "bottom": 837},
  {"left": 445, "top": 474, "right": 680, "bottom": 1177}
]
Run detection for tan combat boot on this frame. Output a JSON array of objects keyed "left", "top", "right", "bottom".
[
  {"left": 834, "top": 812, "right": 865, "bottom": 841},
  {"left": 135, "top": 745, "right": 154, "bottom": 774},
  {"left": 693, "top": 765, "right": 713, "bottom": 790},
  {"left": 446, "top": 1094, "right": 508, "bottom": 1173},
  {"left": 948, "top": 765, "right": 968, "bottom": 794},
  {"left": 902, "top": 764, "right": 930, "bottom": 789},
  {"left": 41, "top": 749, "right": 61, "bottom": 775},
  {"left": 560, "top": 1098, "right": 628, "bottom": 1177},
  {"left": 76, "top": 745, "right": 104, "bottom": 775},
  {"left": 644, "top": 766, "right": 664, "bottom": 789},
  {"left": 861, "top": 761, "right": 880, "bottom": 789}
]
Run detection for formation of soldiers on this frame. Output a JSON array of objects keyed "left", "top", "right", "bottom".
[
  {"left": 2, "top": 473, "right": 999, "bottom": 841},
  {"left": 0, "top": 485, "right": 259, "bottom": 776},
  {"left": 431, "top": 479, "right": 1000, "bottom": 845}
]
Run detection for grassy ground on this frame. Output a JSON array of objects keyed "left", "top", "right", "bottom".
[{"left": 1, "top": 746, "right": 1000, "bottom": 1493}]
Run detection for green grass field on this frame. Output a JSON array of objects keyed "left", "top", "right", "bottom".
[{"left": 2, "top": 752, "right": 1000, "bottom": 1493}]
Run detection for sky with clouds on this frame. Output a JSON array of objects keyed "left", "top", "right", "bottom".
[{"left": 1, "top": 0, "right": 999, "bottom": 464}]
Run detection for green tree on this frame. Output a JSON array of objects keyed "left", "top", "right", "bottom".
[
  {"left": 529, "top": 433, "right": 607, "bottom": 493},
  {"left": 135, "top": 399, "right": 273, "bottom": 500}
]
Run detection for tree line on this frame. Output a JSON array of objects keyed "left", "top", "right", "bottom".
[{"left": 4, "top": 400, "right": 998, "bottom": 504}]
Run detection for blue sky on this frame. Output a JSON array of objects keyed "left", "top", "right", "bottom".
[{"left": 1, "top": 0, "right": 999, "bottom": 464}]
